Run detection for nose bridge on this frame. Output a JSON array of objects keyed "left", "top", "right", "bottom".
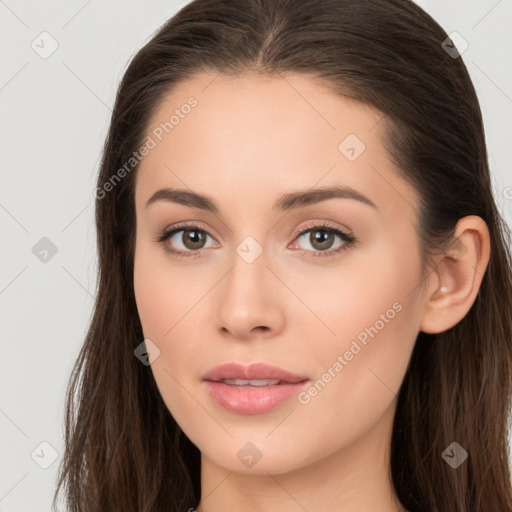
[
  {"left": 227, "top": 233, "right": 270, "bottom": 298},
  {"left": 214, "top": 232, "right": 283, "bottom": 336}
]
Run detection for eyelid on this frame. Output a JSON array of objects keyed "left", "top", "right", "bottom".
[
  {"left": 292, "top": 219, "right": 353, "bottom": 239},
  {"left": 160, "top": 219, "right": 351, "bottom": 242},
  {"left": 161, "top": 221, "right": 220, "bottom": 241}
]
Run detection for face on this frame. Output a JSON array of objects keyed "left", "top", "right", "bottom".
[{"left": 133, "top": 71, "right": 426, "bottom": 474}]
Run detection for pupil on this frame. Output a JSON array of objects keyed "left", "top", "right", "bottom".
[
  {"left": 311, "top": 230, "right": 334, "bottom": 250},
  {"left": 184, "top": 230, "right": 204, "bottom": 249}
]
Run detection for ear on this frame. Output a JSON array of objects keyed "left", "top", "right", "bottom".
[{"left": 420, "top": 215, "right": 491, "bottom": 334}]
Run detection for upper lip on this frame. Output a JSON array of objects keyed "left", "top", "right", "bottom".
[{"left": 202, "top": 362, "right": 309, "bottom": 383}]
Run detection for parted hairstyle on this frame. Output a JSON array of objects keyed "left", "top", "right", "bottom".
[{"left": 53, "top": 0, "right": 512, "bottom": 511}]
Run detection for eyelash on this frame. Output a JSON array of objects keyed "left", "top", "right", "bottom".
[{"left": 155, "top": 221, "right": 357, "bottom": 259}]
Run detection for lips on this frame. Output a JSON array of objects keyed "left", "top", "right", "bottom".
[
  {"left": 202, "top": 362, "right": 309, "bottom": 384},
  {"left": 202, "top": 362, "right": 311, "bottom": 414}
]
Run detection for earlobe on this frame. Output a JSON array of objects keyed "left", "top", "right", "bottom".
[{"left": 419, "top": 215, "right": 491, "bottom": 334}]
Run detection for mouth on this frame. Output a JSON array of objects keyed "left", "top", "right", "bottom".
[{"left": 202, "top": 363, "right": 310, "bottom": 414}]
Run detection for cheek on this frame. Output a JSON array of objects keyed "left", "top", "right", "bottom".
[
  {"left": 278, "top": 237, "right": 421, "bottom": 349},
  {"left": 133, "top": 262, "right": 168, "bottom": 340},
  {"left": 133, "top": 237, "right": 207, "bottom": 380},
  {"left": 288, "top": 294, "right": 420, "bottom": 465},
  {"left": 293, "top": 297, "right": 418, "bottom": 464},
  {"left": 133, "top": 237, "right": 191, "bottom": 339},
  {"left": 294, "top": 244, "right": 422, "bottom": 424},
  {"left": 133, "top": 241, "right": 202, "bottom": 423}
]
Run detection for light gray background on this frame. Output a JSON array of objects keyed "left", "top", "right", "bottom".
[{"left": 1, "top": 1, "right": 511, "bottom": 510}]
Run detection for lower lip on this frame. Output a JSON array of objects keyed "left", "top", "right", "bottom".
[{"left": 203, "top": 380, "right": 310, "bottom": 414}]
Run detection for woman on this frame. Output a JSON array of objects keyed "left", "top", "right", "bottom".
[{"left": 53, "top": 0, "right": 512, "bottom": 511}]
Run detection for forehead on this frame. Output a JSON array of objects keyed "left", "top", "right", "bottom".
[
  {"left": 142, "top": 70, "right": 384, "bottom": 156},
  {"left": 135, "top": 71, "right": 418, "bottom": 220}
]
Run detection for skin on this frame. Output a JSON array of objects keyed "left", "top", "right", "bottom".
[{"left": 132, "top": 71, "right": 490, "bottom": 512}]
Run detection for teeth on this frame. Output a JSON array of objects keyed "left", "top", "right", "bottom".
[{"left": 221, "top": 378, "right": 281, "bottom": 386}]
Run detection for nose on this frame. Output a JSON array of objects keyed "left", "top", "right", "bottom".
[{"left": 214, "top": 247, "right": 285, "bottom": 340}]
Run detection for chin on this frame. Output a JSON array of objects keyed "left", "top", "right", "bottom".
[{"left": 196, "top": 434, "right": 311, "bottom": 475}]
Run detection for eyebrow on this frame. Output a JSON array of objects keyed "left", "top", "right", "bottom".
[{"left": 145, "top": 185, "right": 378, "bottom": 213}]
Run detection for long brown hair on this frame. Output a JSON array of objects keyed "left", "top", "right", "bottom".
[{"left": 53, "top": 0, "right": 512, "bottom": 510}]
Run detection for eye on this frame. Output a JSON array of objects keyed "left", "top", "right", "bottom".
[
  {"left": 289, "top": 221, "right": 357, "bottom": 259},
  {"left": 155, "top": 222, "right": 217, "bottom": 258},
  {"left": 155, "top": 221, "right": 357, "bottom": 259}
]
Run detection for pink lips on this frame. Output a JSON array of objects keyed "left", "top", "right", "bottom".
[{"left": 202, "top": 362, "right": 310, "bottom": 415}]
